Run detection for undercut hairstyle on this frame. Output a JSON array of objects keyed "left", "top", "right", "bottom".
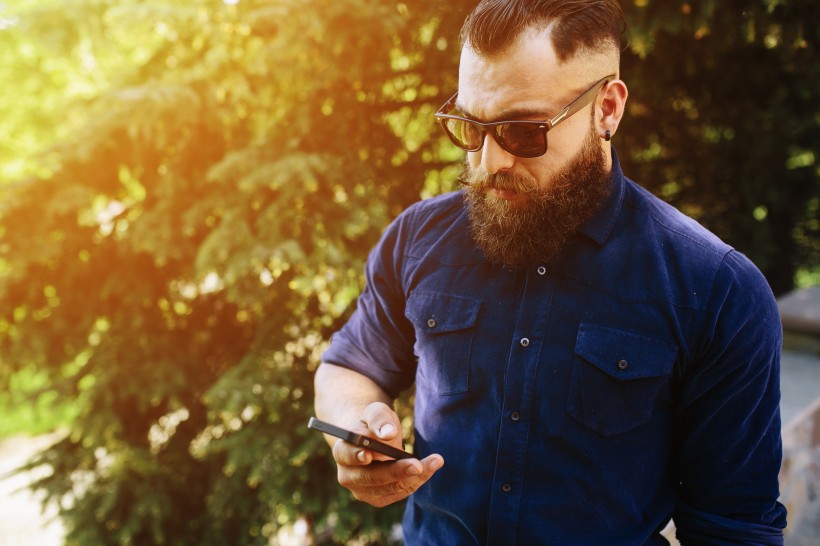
[{"left": 460, "top": 0, "right": 626, "bottom": 61}]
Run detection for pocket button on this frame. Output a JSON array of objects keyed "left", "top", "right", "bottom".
[{"left": 617, "top": 359, "right": 629, "bottom": 371}]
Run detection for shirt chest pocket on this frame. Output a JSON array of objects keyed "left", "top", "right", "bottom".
[
  {"left": 405, "top": 291, "right": 480, "bottom": 395},
  {"left": 566, "top": 324, "right": 678, "bottom": 437}
]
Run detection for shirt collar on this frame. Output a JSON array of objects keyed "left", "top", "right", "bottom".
[{"left": 579, "top": 146, "right": 626, "bottom": 246}]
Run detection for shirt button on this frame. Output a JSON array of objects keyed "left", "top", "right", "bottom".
[
  {"left": 501, "top": 483, "right": 512, "bottom": 493},
  {"left": 427, "top": 318, "right": 437, "bottom": 328},
  {"left": 537, "top": 265, "right": 547, "bottom": 276},
  {"left": 617, "top": 359, "right": 629, "bottom": 371},
  {"left": 511, "top": 411, "right": 521, "bottom": 422},
  {"left": 520, "top": 337, "right": 530, "bottom": 348}
]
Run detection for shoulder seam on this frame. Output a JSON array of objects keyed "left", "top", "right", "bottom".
[{"left": 623, "top": 191, "right": 732, "bottom": 260}]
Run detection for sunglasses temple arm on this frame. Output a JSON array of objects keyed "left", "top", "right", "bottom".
[
  {"left": 439, "top": 91, "right": 459, "bottom": 115},
  {"left": 548, "top": 75, "right": 615, "bottom": 129}
]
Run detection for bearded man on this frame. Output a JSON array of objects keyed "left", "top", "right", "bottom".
[{"left": 314, "top": 1, "right": 787, "bottom": 544}]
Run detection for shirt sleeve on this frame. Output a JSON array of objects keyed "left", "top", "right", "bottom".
[
  {"left": 673, "top": 250, "right": 788, "bottom": 544},
  {"left": 321, "top": 209, "right": 418, "bottom": 399}
]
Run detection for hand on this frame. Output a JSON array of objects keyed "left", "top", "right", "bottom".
[{"left": 331, "top": 402, "right": 444, "bottom": 507}]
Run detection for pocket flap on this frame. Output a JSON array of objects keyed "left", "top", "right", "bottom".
[
  {"left": 405, "top": 291, "right": 480, "bottom": 334},
  {"left": 575, "top": 323, "right": 677, "bottom": 381}
]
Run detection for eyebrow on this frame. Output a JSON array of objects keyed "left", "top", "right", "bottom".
[{"left": 454, "top": 102, "right": 549, "bottom": 123}]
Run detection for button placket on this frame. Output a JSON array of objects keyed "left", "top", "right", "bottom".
[{"left": 486, "top": 268, "right": 554, "bottom": 545}]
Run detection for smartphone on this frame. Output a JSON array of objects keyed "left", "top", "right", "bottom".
[{"left": 308, "top": 416, "right": 413, "bottom": 460}]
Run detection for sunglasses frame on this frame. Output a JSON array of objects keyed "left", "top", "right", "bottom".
[{"left": 435, "top": 74, "right": 616, "bottom": 158}]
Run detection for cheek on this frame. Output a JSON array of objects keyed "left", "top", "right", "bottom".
[
  {"left": 467, "top": 151, "right": 481, "bottom": 169},
  {"left": 534, "top": 124, "right": 593, "bottom": 177},
  {"left": 548, "top": 114, "right": 594, "bottom": 156},
  {"left": 526, "top": 152, "right": 579, "bottom": 191}
]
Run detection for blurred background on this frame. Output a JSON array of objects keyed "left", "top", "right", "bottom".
[{"left": 0, "top": 0, "right": 817, "bottom": 544}]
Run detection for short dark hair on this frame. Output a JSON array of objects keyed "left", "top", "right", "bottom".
[{"left": 460, "top": 0, "right": 626, "bottom": 61}]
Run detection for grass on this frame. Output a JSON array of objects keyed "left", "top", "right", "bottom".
[{"left": 0, "top": 367, "right": 77, "bottom": 439}]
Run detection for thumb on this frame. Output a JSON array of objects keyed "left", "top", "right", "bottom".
[{"left": 360, "top": 402, "right": 400, "bottom": 441}]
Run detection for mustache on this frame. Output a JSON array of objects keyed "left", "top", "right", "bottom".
[{"left": 459, "top": 167, "right": 540, "bottom": 197}]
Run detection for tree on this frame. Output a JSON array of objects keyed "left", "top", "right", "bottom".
[
  {"left": 0, "top": 0, "right": 817, "bottom": 545},
  {"left": 1, "top": 0, "right": 468, "bottom": 543}
]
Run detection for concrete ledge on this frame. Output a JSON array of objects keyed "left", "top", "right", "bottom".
[{"left": 778, "top": 287, "right": 820, "bottom": 338}]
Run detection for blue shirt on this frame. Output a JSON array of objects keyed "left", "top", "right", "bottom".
[{"left": 322, "top": 152, "right": 787, "bottom": 545}]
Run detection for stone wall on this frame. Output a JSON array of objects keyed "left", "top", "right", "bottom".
[{"left": 780, "top": 396, "right": 820, "bottom": 540}]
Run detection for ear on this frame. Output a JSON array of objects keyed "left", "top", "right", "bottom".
[{"left": 596, "top": 79, "right": 628, "bottom": 139}]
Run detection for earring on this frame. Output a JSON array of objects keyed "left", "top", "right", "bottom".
[{"left": 604, "top": 130, "right": 611, "bottom": 142}]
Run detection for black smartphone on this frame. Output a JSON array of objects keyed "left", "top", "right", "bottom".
[{"left": 307, "top": 416, "right": 413, "bottom": 460}]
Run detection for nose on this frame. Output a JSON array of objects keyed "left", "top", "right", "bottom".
[{"left": 476, "top": 131, "right": 516, "bottom": 174}]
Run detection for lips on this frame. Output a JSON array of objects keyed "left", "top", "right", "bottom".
[{"left": 490, "top": 187, "right": 521, "bottom": 200}]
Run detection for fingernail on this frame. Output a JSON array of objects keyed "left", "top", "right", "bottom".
[
  {"left": 378, "top": 424, "right": 396, "bottom": 438},
  {"left": 429, "top": 458, "right": 443, "bottom": 471},
  {"left": 406, "top": 464, "right": 420, "bottom": 476},
  {"left": 357, "top": 450, "right": 367, "bottom": 463}
]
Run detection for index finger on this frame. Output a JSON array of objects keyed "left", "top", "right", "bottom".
[{"left": 332, "top": 438, "right": 389, "bottom": 466}]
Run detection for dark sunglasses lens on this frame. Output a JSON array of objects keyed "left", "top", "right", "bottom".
[
  {"left": 497, "top": 123, "right": 546, "bottom": 157},
  {"left": 443, "top": 118, "right": 483, "bottom": 151}
]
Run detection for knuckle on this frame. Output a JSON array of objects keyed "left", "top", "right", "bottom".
[
  {"left": 359, "top": 468, "right": 382, "bottom": 487},
  {"left": 398, "top": 479, "right": 420, "bottom": 496},
  {"left": 337, "top": 469, "right": 352, "bottom": 488},
  {"left": 352, "top": 490, "right": 386, "bottom": 508},
  {"left": 339, "top": 465, "right": 382, "bottom": 488},
  {"left": 383, "top": 479, "right": 418, "bottom": 498}
]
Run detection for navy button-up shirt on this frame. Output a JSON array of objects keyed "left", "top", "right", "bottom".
[{"left": 323, "top": 153, "right": 787, "bottom": 545}]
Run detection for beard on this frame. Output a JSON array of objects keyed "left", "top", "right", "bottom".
[{"left": 462, "top": 124, "right": 612, "bottom": 268}]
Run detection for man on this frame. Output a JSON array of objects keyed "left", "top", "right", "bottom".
[{"left": 314, "top": 0, "right": 788, "bottom": 543}]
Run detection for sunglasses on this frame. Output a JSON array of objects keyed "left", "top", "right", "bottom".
[{"left": 435, "top": 74, "right": 615, "bottom": 158}]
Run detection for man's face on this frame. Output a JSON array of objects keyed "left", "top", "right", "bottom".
[
  {"left": 462, "top": 116, "right": 610, "bottom": 267},
  {"left": 456, "top": 29, "right": 613, "bottom": 267}
]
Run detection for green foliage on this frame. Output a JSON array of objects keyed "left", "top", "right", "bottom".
[
  {"left": 0, "top": 367, "right": 78, "bottom": 437},
  {"left": 0, "top": 0, "right": 818, "bottom": 545},
  {"left": 1, "top": 0, "right": 466, "bottom": 543}
]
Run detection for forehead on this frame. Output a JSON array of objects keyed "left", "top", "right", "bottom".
[{"left": 458, "top": 28, "right": 594, "bottom": 121}]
